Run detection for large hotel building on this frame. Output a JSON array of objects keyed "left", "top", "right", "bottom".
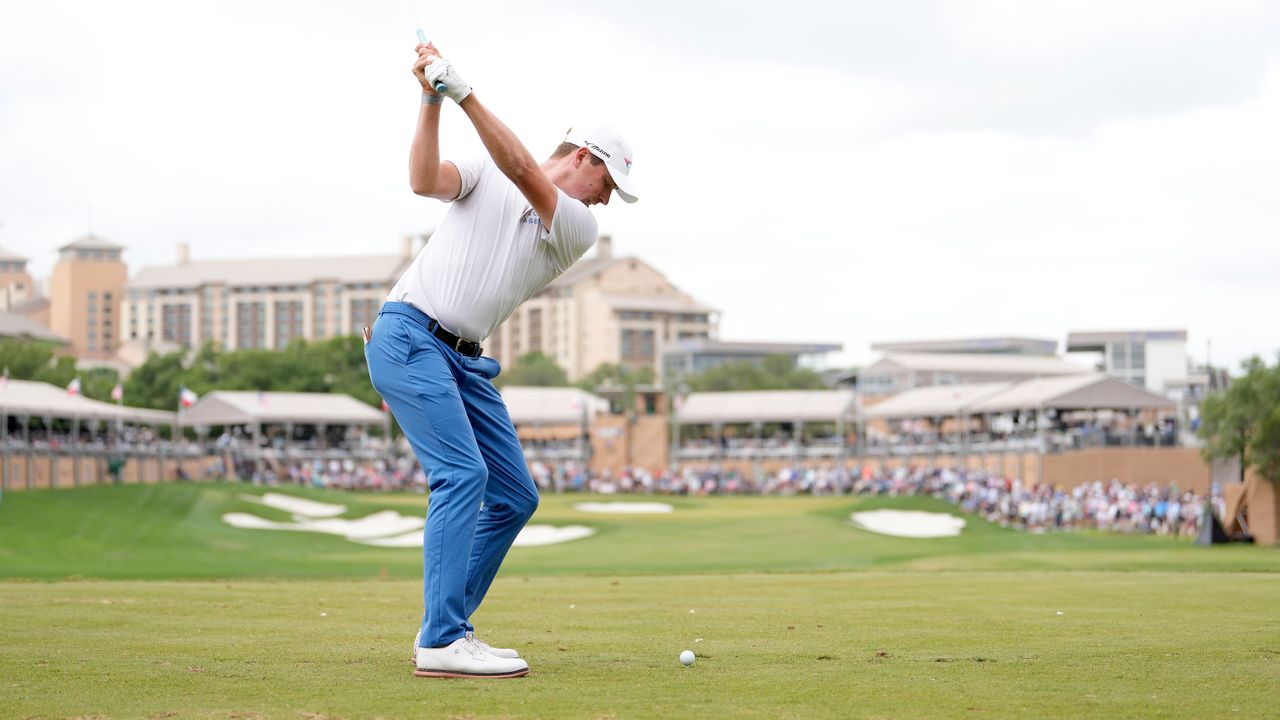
[
  {"left": 121, "top": 241, "right": 408, "bottom": 353},
  {"left": 487, "top": 236, "right": 716, "bottom": 379},
  {"left": 7, "top": 234, "right": 717, "bottom": 381}
]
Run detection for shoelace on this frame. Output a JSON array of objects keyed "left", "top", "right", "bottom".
[{"left": 461, "top": 631, "right": 490, "bottom": 659}]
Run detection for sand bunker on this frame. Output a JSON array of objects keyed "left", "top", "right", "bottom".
[
  {"left": 574, "top": 502, "right": 673, "bottom": 514},
  {"left": 224, "top": 492, "right": 595, "bottom": 548},
  {"left": 222, "top": 509, "right": 423, "bottom": 540},
  {"left": 241, "top": 492, "right": 347, "bottom": 518},
  {"left": 514, "top": 525, "right": 596, "bottom": 546},
  {"left": 355, "top": 524, "right": 596, "bottom": 548},
  {"left": 849, "top": 509, "right": 966, "bottom": 538}
]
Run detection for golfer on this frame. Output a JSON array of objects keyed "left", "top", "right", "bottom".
[{"left": 365, "top": 41, "right": 637, "bottom": 679}]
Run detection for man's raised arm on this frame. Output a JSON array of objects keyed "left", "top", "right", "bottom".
[
  {"left": 408, "top": 43, "right": 461, "bottom": 201},
  {"left": 423, "top": 53, "right": 559, "bottom": 222}
]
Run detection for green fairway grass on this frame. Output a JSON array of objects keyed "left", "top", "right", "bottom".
[
  {"left": 1, "top": 483, "right": 1278, "bottom": 718},
  {"left": 2, "top": 483, "right": 1278, "bottom": 579}
]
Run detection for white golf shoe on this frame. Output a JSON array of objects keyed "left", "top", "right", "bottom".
[
  {"left": 413, "top": 635, "right": 530, "bottom": 679},
  {"left": 412, "top": 629, "right": 520, "bottom": 661}
]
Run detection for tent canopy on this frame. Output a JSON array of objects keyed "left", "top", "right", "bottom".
[
  {"left": 863, "top": 382, "right": 1012, "bottom": 419},
  {"left": 179, "top": 391, "right": 384, "bottom": 427},
  {"left": 859, "top": 373, "right": 1174, "bottom": 419},
  {"left": 968, "top": 373, "right": 1174, "bottom": 413},
  {"left": 0, "top": 379, "right": 175, "bottom": 424},
  {"left": 501, "top": 386, "right": 608, "bottom": 425},
  {"left": 678, "top": 390, "right": 856, "bottom": 425}
]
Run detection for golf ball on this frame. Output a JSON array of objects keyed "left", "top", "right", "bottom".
[{"left": 680, "top": 650, "right": 695, "bottom": 666}]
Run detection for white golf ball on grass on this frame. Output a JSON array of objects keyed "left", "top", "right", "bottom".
[{"left": 679, "top": 650, "right": 695, "bottom": 666}]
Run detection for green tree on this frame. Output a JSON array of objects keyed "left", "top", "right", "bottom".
[
  {"left": 0, "top": 339, "right": 60, "bottom": 378},
  {"left": 80, "top": 367, "right": 122, "bottom": 402},
  {"left": 1199, "top": 354, "right": 1280, "bottom": 485},
  {"left": 0, "top": 339, "right": 78, "bottom": 389},
  {"left": 123, "top": 335, "right": 385, "bottom": 410},
  {"left": 685, "top": 354, "right": 828, "bottom": 392},
  {"left": 124, "top": 349, "right": 188, "bottom": 409},
  {"left": 496, "top": 351, "right": 570, "bottom": 388},
  {"left": 577, "top": 362, "right": 655, "bottom": 413}
]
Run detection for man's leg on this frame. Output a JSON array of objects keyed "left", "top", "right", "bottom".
[
  {"left": 366, "top": 314, "right": 486, "bottom": 648},
  {"left": 456, "top": 357, "right": 540, "bottom": 622}
]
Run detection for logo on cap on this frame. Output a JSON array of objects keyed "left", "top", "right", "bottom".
[{"left": 624, "top": 157, "right": 632, "bottom": 168}]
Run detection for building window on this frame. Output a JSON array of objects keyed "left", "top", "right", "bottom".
[
  {"left": 528, "top": 308, "right": 543, "bottom": 352},
  {"left": 162, "top": 303, "right": 193, "bottom": 346},
  {"left": 236, "top": 301, "right": 266, "bottom": 349},
  {"left": 348, "top": 299, "right": 378, "bottom": 336},
  {"left": 274, "top": 300, "right": 304, "bottom": 348},
  {"left": 621, "top": 328, "right": 655, "bottom": 363}
]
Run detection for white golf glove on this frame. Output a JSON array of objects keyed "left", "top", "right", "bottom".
[{"left": 425, "top": 57, "right": 472, "bottom": 104}]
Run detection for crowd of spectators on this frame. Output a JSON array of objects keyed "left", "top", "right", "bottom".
[
  {"left": 7, "top": 426, "right": 1216, "bottom": 537},
  {"left": 229, "top": 455, "right": 425, "bottom": 491},
  {"left": 524, "top": 461, "right": 1219, "bottom": 537},
  {"left": 851, "top": 466, "right": 1218, "bottom": 536}
]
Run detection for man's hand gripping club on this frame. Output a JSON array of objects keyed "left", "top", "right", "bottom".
[{"left": 413, "top": 43, "right": 472, "bottom": 104}]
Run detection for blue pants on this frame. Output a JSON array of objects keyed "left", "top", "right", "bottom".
[{"left": 365, "top": 301, "right": 538, "bottom": 648}]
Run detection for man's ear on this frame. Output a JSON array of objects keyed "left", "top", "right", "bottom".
[{"left": 574, "top": 147, "right": 592, "bottom": 167}]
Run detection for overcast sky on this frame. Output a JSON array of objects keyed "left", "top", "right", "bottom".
[{"left": 2, "top": 0, "right": 1278, "bottom": 371}]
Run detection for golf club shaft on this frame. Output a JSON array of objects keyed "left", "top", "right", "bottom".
[{"left": 416, "top": 28, "right": 448, "bottom": 94}]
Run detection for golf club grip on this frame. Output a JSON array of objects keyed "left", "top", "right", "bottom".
[{"left": 415, "top": 29, "right": 449, "bottom": 94}]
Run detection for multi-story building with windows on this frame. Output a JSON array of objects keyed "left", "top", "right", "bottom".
[
  {"left": 18, "top": 233, "right": 714, "bottom": 379},
  {"left": 46, "top": 235, "right": 128, "bottom": 361},
  {"left": 1066, "top": 329, "right": 1190, "bottom": 394},
  {"left": 121, "top": 240, "right": 415, "bottom": 353},
  {"left": 488, "top": 236, "right": 717, "bottom": 381}
]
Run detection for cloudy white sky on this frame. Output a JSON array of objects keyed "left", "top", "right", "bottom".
[{"left": 2, "top": 0, "right": 1278, "bottom": 371}]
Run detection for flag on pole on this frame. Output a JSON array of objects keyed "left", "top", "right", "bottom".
[
  {"left": 179, "top": 386, "right": 198, "bottom": 408},
  {"left": 67, "top": 377, "right": 81, "bottom": 396},
  {"left": 111, "top": 383, "right": 124, "bottom": 402}
]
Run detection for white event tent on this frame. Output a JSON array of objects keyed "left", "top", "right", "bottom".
[
  {"left": 0, "top": 379, "right": 174, "bottom": 425},
  {"left": 179, "top": 391, "right": 385, "bottom": 428},
  {"left": 500, "top": 386, "right": 608, "bottom": 426},
  {"left": 677, "top": 390, "right": 857, "bottom": 425}
]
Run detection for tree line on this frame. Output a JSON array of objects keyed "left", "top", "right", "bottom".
[{"left": 3, "top": 338, "right": 830, "bottom": 414}]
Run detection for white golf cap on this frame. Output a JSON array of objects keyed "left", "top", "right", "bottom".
[{"left": 564, "top": 125, "right": 638, "bottom": 203}]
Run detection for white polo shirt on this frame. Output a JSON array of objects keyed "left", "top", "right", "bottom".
[{"left": 387, "top": 156, "right": 598, "bottom": 341}]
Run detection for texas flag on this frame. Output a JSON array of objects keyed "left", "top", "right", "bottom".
[
  {"left": 111, "top": 383, "right": 124, "bottom": 402},
  {"left": 179, "top": 386, "right": 199, "bottom": 408},
  {"left": 67, "top": 377, "right": 81, "bottom": 396}
]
